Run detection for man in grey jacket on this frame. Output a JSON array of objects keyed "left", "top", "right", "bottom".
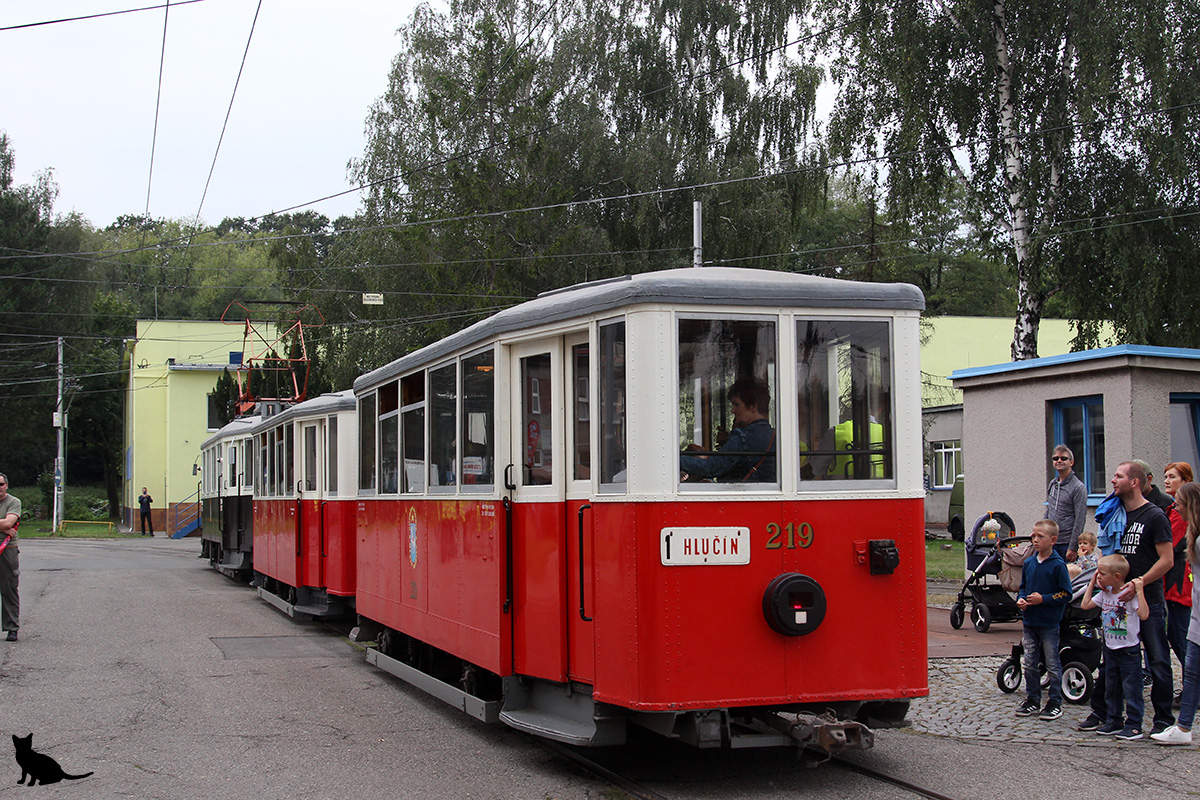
[{"left": 1046, "top": 445, "right": 1087, "bottom": 562}]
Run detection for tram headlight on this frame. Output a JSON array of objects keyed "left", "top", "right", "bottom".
[{"left": 762, "top": 573, "right": 826, "bottom": 636}]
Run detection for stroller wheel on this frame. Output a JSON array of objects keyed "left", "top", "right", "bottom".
[
  {"left": 1062, "top": 661, "right": 1093, "bottom": 704},
  {"left": 949, "top": 602, "right": 965, "bottom": 630},
  {"left": 996, "top": 657, "right": 1021, "bottom": 693},
  {"left": 972, "top": 603, "right": 992, "bottom": 633}
]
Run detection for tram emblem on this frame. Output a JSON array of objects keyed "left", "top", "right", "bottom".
[{"left": 408, "top": 507, "right": 418, "bottom": 568}]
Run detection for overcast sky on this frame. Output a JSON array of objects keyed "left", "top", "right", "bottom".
[{"left": 1, "top": 0, "right": 430, "bottom": 228}]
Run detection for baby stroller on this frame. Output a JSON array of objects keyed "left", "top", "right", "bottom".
[
  {"left": 995, "top": 566, "right": 1103, "bottom": 703},
  {"left": 949, "top": 512, "right": 1025, "bottom": 633}
]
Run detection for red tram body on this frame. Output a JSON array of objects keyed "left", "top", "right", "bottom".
[{"left": 202, "top": 267, "right": 928, "bottom": 752}]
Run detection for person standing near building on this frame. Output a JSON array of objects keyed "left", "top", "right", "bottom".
[
  {"left": 0, "top": 473, "right": 21, "bottom": 642},
  {"left": 1045, "top": 445, "right": 1087, "bottom": 562},
  {"left": 139, "top": 487, "right": 154, "bottom": 537}
]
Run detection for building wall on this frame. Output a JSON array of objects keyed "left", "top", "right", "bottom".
[
  {"left": 955, "top": 349, "right": 1200, "bottom": 539},
  {"left": 125, "top": 320, "right": 271, "bottom": 534}
]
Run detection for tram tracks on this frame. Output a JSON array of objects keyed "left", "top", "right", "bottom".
[{"left": 543, "top": 740, "right": 966, "bottom": 800}]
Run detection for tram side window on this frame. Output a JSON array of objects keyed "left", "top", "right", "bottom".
[
  {"left": 227, "top": 444, "right": 237, "bottom": 489},
  {"left": 462, "top": 350, "right": 495, "bottom": 489},
  {"left": 358, "top": 392, "right": 377, "bottom": 493},
  {"left": 267, "top": 429, "right": 277, "bottom": 498},
  {"left": 401, "top": 373, "right": 425, "bottom": 493},
  {"left": 797, "top": 319, "right": 893, "bottom": 482},
  {"left": 378, "top": 381, "right": 400, "bottom": 494},
  {"left": 303, "top": 425, "right": 318, "bottom": 492},
  {"left": 599, "top": 322, "right": 626, "bottom": 486},
  {"left": 327, "top": 416, "right": 338, "bottom": 495},
  {"left": 258, "top": 434, "right": 268, "bottom": 496},
  {"left": 241, "top": 440, "right": 253, "bottom": 489},
  {"left": 678, "top": 319, "right": 778, "bottom": 485},
  {"left": 430, "top": 363, "right": 458, "bottom": 489}
]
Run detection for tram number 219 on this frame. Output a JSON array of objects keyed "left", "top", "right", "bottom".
[{"left": 765, "top": 522, "right": 814, "bottom": 550}]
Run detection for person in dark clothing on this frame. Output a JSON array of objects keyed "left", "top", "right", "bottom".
[
  {"left": 1015, "top": 519, "right": 1073, "bottom": 720},
  {"left": 138, "top": 487, "right": 154, "bottom": 536},
  {"left": 680, "top": 380, "right": 775, "bottom": 483}
]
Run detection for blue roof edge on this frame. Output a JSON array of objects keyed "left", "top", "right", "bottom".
[{"left": 949, "top": 344, "right": 1200, "bottom": 381}]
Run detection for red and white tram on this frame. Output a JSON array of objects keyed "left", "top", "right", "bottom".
[
  {"left": 201, "top": 414, "right": 259, "bottom": 578},
  {"left": 247, "top": 390, "right": 359, "bottom": 617},
  {"left": 348, "top": 267, "right": 927, "bottom": 750}
]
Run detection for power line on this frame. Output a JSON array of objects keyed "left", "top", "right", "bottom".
[
  {"left": 142, "top": 1, "right": 172, "bottom": 225},
  {"left": 0, "top": 0, "right": 207, "bottom": 31},
  {"left": 194, "top": 0, "right": 264, "bottom": 223}
]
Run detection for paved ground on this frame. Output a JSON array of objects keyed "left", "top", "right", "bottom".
[
  {"left": 3, "top": 537, "right": 1194, "bottom": 800},
  {"left": 916, "top": 580, "right": 1190, "bottom": 746}
]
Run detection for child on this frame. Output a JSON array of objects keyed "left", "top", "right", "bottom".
[
  {"left": 1081, "top": 554, "right": 1151, "bottom": 739},
  {"left": 1015, "top": 519, "right": 1074, "bottom": 720},
  {"left": 1076, "top": 531, "right": 1099, "bottom": 572}
]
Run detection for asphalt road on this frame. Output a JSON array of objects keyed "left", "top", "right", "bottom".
[{"left": 1, "top": 538, "right": 1193, "bottom": 799}]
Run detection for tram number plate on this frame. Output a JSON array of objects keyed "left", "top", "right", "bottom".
[{"left": 660, "top": 527, "right": 750, "bottom": 566}]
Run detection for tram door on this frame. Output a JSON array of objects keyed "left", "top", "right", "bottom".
[
  {"left": 509, "top": 335, "right": 595, "bottom": 684},
  {"left": 296, "top": 421, "right": 323, "bottom": 589}
]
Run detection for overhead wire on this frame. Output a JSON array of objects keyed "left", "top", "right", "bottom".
[
  {"left": 0, "top": 0, "right": 207, "bottom": 31},
  {"left": 194, "top": 0, "right": 264, "bottom": 224}
]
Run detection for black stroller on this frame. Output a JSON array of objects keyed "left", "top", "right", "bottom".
[
  {"left": 995, "top": 566, "right": 1103, "bottom": 703},
  {"left": 949, "top": 512, "right": 1025, "bottom": 633}
]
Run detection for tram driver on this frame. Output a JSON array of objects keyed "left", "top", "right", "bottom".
[{"left": 680, "top": 379, "right": 776, "bottom": 483}]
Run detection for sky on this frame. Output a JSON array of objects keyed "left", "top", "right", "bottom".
[{"left": 0, "top": 0, "right": 432, "bottom": 228}]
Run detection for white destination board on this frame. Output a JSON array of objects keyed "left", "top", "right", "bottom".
[{"left": 660, "top": 527, "right": 751, "bottom": 566}]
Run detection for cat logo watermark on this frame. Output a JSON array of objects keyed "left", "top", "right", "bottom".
[{"left": 12, "top": 734, "right": 92, "bottom": 786}]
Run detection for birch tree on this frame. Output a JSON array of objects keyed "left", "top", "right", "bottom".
[{"left": 814, "top": 0, "right": 1200, "bottom": 357}]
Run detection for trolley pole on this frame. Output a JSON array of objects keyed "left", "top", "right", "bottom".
[{"left": 693, "top": 199, "right": 703, "bottom": 267}]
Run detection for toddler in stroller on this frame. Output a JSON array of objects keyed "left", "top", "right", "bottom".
[
  {"left": 949, "top": 512, "right": 1027, "bottom": 633},
  {"left": 996, "top": 565, "right": 1103, "bottom": 703}
]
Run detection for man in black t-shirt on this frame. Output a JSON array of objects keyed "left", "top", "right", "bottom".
[
  {"left": 1079, "top": 460, "right": 1176, "bottom": 735},
  {"left": 1114, "top": 461, "right": 1175, "bottom": 733}
]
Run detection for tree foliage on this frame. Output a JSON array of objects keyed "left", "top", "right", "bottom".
[{"left": 813, "top": 0, "right": 1200, "bottom": 356}]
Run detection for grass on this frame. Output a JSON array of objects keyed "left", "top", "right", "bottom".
[
  {"left": 8, "top": 484, "right": 141, "bottom": 538},
  {"left": 926, "top": 539, "right": 966, "bottom": 581}
]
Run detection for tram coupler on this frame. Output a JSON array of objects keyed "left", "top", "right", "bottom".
[{"left": 755, "top": 711, "right": 875, "bottom": 753}]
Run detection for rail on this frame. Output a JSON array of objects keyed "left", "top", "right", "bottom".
[{"left": 172, "top": 486, "right": 202, "bottom": 539}]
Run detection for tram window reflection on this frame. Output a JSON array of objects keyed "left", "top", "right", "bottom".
[
  {"left": 677, "top": 318, "right": 777, "bottom": 486},
  {"left": 797, "top": 320, "right": 893, "bottom": 483}
]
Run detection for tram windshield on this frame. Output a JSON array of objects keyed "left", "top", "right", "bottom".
[
  {"left": 797, "top": 319, "right": 893, "bottom": 482},
  {"left": 678, "top": 318, "right": 778, "bottom": 485}
]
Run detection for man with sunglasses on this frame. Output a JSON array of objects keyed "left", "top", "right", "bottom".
[
  {"left": 1046, "top": 445, "right": 1087, "bottom": 562},
  {"left": 0, "top": 473, "right": 19, "bottom": 641}
]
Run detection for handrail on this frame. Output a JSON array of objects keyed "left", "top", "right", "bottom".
[{"left": 172, "top": 486, "right": 202, "bottom": 537}]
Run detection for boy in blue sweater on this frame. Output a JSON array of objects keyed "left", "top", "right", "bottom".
[{"left": 1015, "top": 519, "right": 1074, "bottom": 720}]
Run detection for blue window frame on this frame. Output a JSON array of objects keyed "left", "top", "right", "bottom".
[
  {"left": 1170, "top": 393, "right": 1200, "bottom": 469},
  {"left": 1053, "top": 396, "right": 1105, "bottom": 497}
]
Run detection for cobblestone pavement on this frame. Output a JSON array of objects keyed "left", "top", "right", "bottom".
[{"left": 910, "top": 654, "right": 1189, "bottom": 746}]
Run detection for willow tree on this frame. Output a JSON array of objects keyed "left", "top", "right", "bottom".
[
  {"left": 814, "top": 0, "right": 1200, "bottom": 357},
  {"left": 349, "top": 0, "right": 826, "bottom": 355}
]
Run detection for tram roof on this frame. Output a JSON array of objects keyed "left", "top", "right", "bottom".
[
  {"left": 201, "top": 414, "right": 260, "bottom": 449},
  {"left": 354, "top": 266, "right": 924, "bottom": 392},
  {"left": 246, "top": 390, "right": 356, "bottom": 436}
]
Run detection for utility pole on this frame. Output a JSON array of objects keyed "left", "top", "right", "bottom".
[{"left": 53, "top": 337, "right": 65, "bottom": 531}]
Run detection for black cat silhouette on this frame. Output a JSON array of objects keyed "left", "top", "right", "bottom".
[{"left": 12, "top": 734, "right": 93, "bottom": 785}]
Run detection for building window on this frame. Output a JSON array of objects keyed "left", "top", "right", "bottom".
[
  {"left": 1053, "top": 396, "right": 1105, "bottom": 496},
  {"left": 931, "top": 440, "right": 962, "bottom": 489},
  {"left": 1170, "top": 393, "right": 1200, "bottom": 469},
  {"left": 207, "top": 393, "right": 221, "bottom": 430}
]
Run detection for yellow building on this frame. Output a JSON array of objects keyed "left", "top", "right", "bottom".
[{"left": 123, "top": 320, "right": 273, "bottom": 536}]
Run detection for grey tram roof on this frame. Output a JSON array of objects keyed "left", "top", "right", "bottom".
[
  {"left": 201, "top": 414, "right": 260, "bottom": 450},
  {"left": 354, "top": 266, "right": 925, "bottom": 393},
  {"left": 246, "top": 390, "right": 357, "bottom": 436}
]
